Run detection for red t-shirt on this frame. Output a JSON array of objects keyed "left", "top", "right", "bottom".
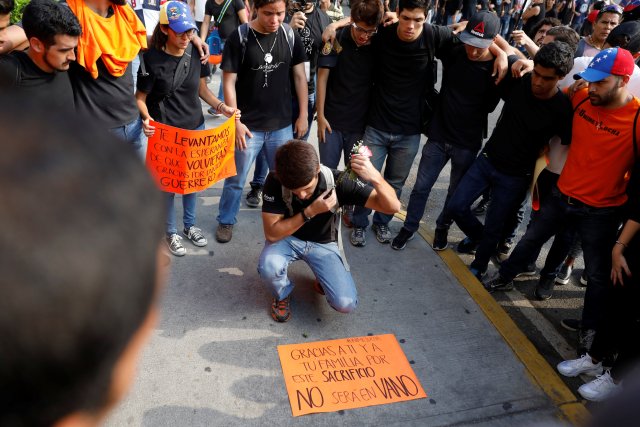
[{"left": 558, "top": 88, "right": 640, "bottom": 207}]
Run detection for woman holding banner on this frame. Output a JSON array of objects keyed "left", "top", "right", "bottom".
[{"left": 136, "top": 1, "right": 237, "bottom": 256}]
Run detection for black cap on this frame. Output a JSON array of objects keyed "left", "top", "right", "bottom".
[{"left": 458, "top": 11, "right": 500, "bottom": 49}]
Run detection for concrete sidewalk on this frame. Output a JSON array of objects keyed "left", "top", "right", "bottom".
[{"left": 105, "top": 188, "right": 585, "bottom": 426}]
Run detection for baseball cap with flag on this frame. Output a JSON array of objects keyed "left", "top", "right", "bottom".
[
  {"left": 458, "top": 11, "right": 500, "bottom": 49},
  {"left": 575, "top": 47, "right": 635, "bottom": 82},
  {"left": 160, "top": 1, "right": 198, "bottom": 34}
]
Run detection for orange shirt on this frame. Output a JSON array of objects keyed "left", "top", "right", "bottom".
[
  {"left": 558, "top": 88, "right": 640, "bottom": 207},
  {"left": 67, "top": 0, "right": 147, "bottom": 79}
]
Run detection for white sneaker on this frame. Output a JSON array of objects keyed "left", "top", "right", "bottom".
[
  {"left": 578, "top": 370, "right": 620, "bottom": 401},
  {"left": 557, "top": 354, "right": 603, "bottom": 377}
]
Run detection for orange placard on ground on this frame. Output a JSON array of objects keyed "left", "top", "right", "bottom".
[
  {"left": 145, "top": 117, "right": 236, "bottom": 195},
  {"left": 277, "top": 334, "right": 427, "bottom": 417}
]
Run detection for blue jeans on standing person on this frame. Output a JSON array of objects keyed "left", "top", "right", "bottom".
[
  {"left": 318, "top": 129, "right": 362, "bottom": 169},
  {"left": 257, "top": 236, "right": 358, "bottom": 312},
  {"left": 446, "top": 153, "right": 530, "bottom": 274},
  {"left": 250, "top": 148, "right": 269, "bottom": 188},
  {"left": 217, "top": 125, "right": 293, "bottom": 225},
  {"left": 498, "top": 186, "right": 622, "bottom": 331},
  {"left": 500, "top": 14, "right": 511, "bottom": 39},
  {"left": 108, "top": 116, "right": 146, "bottom": 159},
  {"left": 165, "top": 192, "right": 197, "bottom": 236},
  {"left": 351, "top": 126, "right": 421, "bottom": 228},
  {"left": 164, "top": 123, "right": 205, "bottom": 235},
  {"left": 404, "top": 140, "right": 478, "bottom": 233}
]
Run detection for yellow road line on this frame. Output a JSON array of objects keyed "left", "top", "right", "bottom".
[{"left": 394, "top": 212, "right": 590, "bottom": 426}]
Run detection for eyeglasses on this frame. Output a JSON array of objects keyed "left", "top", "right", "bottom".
[
  {"left": 171, "top": 28, "right": 196, "bottom": 38},
  {"left": 599, "top": 4, "right": 623, "bottom": 15},
  {"left": 351, "top": 23, "right": 377, "bottom": 37}
]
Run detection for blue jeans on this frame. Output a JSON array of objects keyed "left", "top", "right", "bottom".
[
  {"left": 217, "top": 125, "right": 293, "bottom": 225},
  {"left": 500, "top": 187, "right": 622, "bottom": 330},
  {"left": 165, "top": 192, "right": 197, "bottom": 236},
  {"left": 291, "top": 92, "right": 315, "bottom": 141},
  {"left": 404, "top": 140, "right": 477, "bottom": 233},
  {"left": 257, "top": 236, "right": 358, "bottom": 313},
  {"left": 352, "top": 126, "right": 421, "bottom": 227},
  {"left": 250, "top": 147, "right": 269, "bottom": 188},
  {"left": 108, "top": 117, "right": 146, "bottom": 160},
  {"left": 165, "top": 122, "right": 204, "bottom": 235},
  {"left": 318, "top": 129, "right": 362, "bottom": 169},
  {"left": 500, "top": 15, "right": 511, "bottom": 39},
  {"left": 447, "top": 154, "right": 530, "bottom": 273}
]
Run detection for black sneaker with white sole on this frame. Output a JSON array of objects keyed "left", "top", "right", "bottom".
[
  {"left": 184, "top": 226, "right": 207, "bottom": 247},
  {"left": 432, "top": 228, "right": 448, "bottom": 251},
  {"left": 391, "top": 228, "right": 415, "bottom": 250},
  {"left": 166, "top": 233, "right": 186, "bottom": 256},
  {"left": 483, "top": 274, "right": 514, "bottom": 293}
]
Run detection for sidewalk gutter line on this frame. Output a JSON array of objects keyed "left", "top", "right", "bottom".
[{"left": 394, "top": 212, "right": 590, "bottom": 426}]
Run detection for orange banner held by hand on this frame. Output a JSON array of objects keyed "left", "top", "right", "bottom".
[
  {"left": 277, "top": 334, "right": 427, "bottom": 417},
  {"left": 145, "top": 118, "right": 236, "bottom": 195}
]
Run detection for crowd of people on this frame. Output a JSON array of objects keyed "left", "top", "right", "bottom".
[{"left": 1, "top": 0, "right": 640, "bottom": 423}]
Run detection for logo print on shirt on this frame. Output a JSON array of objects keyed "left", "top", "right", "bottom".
[{"left": 471, "top": 22, "right": 485, "bottom": 37}]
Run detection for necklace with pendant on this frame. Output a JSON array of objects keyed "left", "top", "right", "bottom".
[{"left": 250, "top": 26, "right": 279, "bottom": 87}]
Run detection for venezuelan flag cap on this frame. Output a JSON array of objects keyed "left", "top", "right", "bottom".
[
  {"left": 576, "top": 47, "right": 635, "bottom": 82},
  {"left": 160, "top": 1, "right": 198, "bottom": 34}
]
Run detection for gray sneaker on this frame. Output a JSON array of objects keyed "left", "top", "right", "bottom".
[
  {"left": 350, "top": 227, "right": 366, "bottom": 247},
  {"left": 184, "top": 226, "right": 207, "bottom": 247},
  {"left": 372, "top": 223, "right": 392, "bottom": 244},
  {"left": 215, "top": 224, "right": 233, "bottom": 243},
  {"left": 166, "top": 234, "right": 186, "bottom": 256}
]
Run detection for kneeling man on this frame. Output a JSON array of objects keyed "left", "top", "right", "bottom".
[{"left": 258, "top": 140, "right": 400, "bottom": 322}]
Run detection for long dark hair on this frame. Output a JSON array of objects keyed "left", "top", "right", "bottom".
[{"left": 150, "top": 24, "right": 170, "bottom": 51}]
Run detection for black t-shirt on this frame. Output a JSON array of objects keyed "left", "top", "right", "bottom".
[
  {"left": 221, "top": 24, "right": 307, "bottom": 131},
  {"left": 285, "top": 7, "right": 332, "bottom": 94},
  {"left": 523, "top": 2, "right": 546, "bottom": 38},
  {"left": 428, "top": 45, "right": 511, "bottom": 151},
  {"left": 483, "top": 73, "right": 572, "bottom": 177},
  {"left": 318, "top": 26, "right": 375, "bottom": 133},
  {"left": 368, "top": 23, "right": 454, "bottom": 135},
  {"left": 262, "top": 169, "right": 373, "bottom": 243},
  {"left": 204, "top": 0, "right": 245, "bottom": 40},
  {"left": 0, "top": 50, "right": 74, "bottom": 110},
  {"left": 445, "top": 0, "right": 464, "bottom": 14},
  {"left": 69, "top": 59, "right": 139, "bottom": 129},
  {"left": 137, "top": 46, "right": 210, "bottom": 129}
]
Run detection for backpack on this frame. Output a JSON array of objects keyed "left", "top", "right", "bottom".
[
  {"left": 237, "top": 22, "right": 296, "bottom": 64},
  {"left": 281, "top": 165, "right": 350, "bottom": 271},
  {"left": 421, "top": 23, "right": 440, "bottom": 135}
]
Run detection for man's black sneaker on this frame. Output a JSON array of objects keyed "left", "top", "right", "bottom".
[
  {"left": 493, "top": 241, "right": 512, "bottom": 264},
  {"left": 271, "top": 296, "right": 292, "bottom": 322},
  {"left": 391, "top": 228, "right": 415, "bottom": 250},
  {"left": 432, "top": 228, "right": 448, "bottom": 251},
  {"left": 514, "top": 263, "right": 537, "bottom": 279},
  {"left": 457, "top": 237, "right": 479, "bottom": 254},
  {"left": 472, "top": 196, "right": 490, "bottom": 215},
  {"left": 246, "top": 184, "right": 263, "bottom": 208},
  {"left": 560, "top": 318, "right": 581, "bottom": 332},
  {"left": 534, "top": 277, "right": 555, "bottom": 300},
  {"left": 483, "top": 274, "right": 514, "bottom": 293}
]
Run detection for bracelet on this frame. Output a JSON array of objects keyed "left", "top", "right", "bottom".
[
  {"left": 215, "top": 101, "right": 224, "bottom": 112},
  {"left": 615, "top": 240, "right": 628, "bottom": 248}
]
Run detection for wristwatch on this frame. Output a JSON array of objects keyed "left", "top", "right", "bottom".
[{"left": 301, "top": 210, "right": 312, "bottom": 223}]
